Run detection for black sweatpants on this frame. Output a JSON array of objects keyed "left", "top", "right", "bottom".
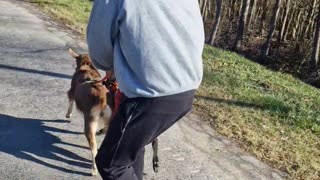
[{"left": 95, "top": 90, "right": 195, "bottom": 180}]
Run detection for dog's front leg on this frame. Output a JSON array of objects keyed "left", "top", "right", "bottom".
[{"left": 66, "top": 99, "right": 74, "bottom": 118}]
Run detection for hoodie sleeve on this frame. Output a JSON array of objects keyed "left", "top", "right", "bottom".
[{"left": 86, "top": 0, "right": 120, "bottom": 71}]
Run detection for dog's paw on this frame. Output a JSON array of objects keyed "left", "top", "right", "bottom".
[
  {"left": 152, "top": 157, "right": 159, "bottom": 173},
  {"left": 65, "top": 113, "right": 72, "bottom": 119},
  {"left": 91, "top": 168, "right": 98, "bottom": 176}
]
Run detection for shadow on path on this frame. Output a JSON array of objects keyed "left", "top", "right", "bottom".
[
  {"left": 0, "top": 64, "right": 72, "bottom": 79},
  {"left": 0, "top": 114, "right": 91, "bottom": 176}
]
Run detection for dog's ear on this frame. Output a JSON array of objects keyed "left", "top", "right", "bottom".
[{"left": 68, "top": 48, "right": 79, "bottom": 58}]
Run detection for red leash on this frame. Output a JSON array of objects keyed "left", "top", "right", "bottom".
[
  {"left": 99, "top": 73, "right": 125, "bottom": 119},
  {"left": 112, "top": 89, "right": 123, "bottom": 119},
  {"left": 96, "top": 75, "right": 110, "bottom": 84}
]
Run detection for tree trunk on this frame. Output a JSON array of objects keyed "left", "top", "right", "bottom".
[
  {"left": 292, "top": 10, "right": 302, "bottom": 39},
  {"left": 278, "top": 0, "right": 291, "bottom": 42},
  {"left": 230, "top": 0, "right": 238, "bottom": 20},
  {"left": 233, "top": 0, "right": 250, "bottom": 50},
  {"left": 209, "top": 0, "right": 223, "bottom": 45},
  {"left": 260, "top": 0, "right": 282, "bottom": 58},
  {"left": 259, "top": 0, "right": 268, "bottom": 35},
  {"left": 201, "top": 0, "right": 208, "bottom": 18},
  {"left": 309, "top": 20, "right": 316, "bottom": 39},
  {"left": 283, "top": 2, "right": 296, "bottom": 41},
  {"left": 254, "top": 6, "right": 262, "bottom": 25},
  {"left": 297, "top": 9, "right": 308, "bottom": 41},
  {"left": 238, "top": 0, "right": 244, "bottom": 17},
  {"left": 228, "top": 0, "right": 238, "bottom": 31},
  {"left": 199, "top": 0, "right": 204, "bottom": 9},
  {"left": 226, "top": 0, "right": 233, "bottom": 18},
  {"left": 205, "top": 0, "right": 210, "bottom": 20},
  {"left": 311, "top": 4, "right": 320, "bottom": 68},
  {"left": 247, "top": 0, "right": 257, "bottom": 32},
  {"left": 303, "top": 0, "right": 317, "bottom": 40}
]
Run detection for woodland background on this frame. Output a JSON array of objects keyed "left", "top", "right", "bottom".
[{"left": 200, "top": 0, "right": 320, "bottom": 86}]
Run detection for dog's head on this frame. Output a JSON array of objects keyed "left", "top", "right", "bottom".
[{"left": 68, "top": 48, "right": 94, "bottom": 70}]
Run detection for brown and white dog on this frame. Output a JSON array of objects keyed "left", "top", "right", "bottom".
[
  {"left": 65, "top": 49, "right": 159, "bottom": 176},
  {"left": 65, "top": 49, "right": 111, "bottom": 175}
]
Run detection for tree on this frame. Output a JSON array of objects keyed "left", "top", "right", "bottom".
[
  {"left": 247, "top": 0, "right": 258, "bottom": 32},
  {"left": 302, "top": 0, "right": 317, "bottom": 40},
  {"left": 200, "top": 0, "right": 208, "bottom": 18},
  {"left": 209, "top": 0, "right": 223, "bottom": 45},
  {"left": 259, "top": 0, "right": 268, "bottom": 35},
  {"left": 283, "top": 1, "right": 297, "bottom": 41},
  {"left": 278, "top": 0, "right": 291, "bottom": 42},
  {"left": 233, "top": 0, "right": 250, "bottom": 50},
  {"left": 260, "top": 0, "right": 282, "bottom": 58},
  {"left": 311, "top": 3, "right": 320, "bottom": 68},
  {"left": 292, "top": 9, "right": 302, "bottom": 39},
  {"left": 227, "top": 0, "right": 238, "bottom": 32}
]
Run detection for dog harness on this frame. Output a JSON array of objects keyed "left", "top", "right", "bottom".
[{"left": 80, "top": 74, "right": 124, "bottom": 120}]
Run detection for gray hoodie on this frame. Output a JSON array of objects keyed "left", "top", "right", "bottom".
[{"left": 87, "top": 0, "right": 204, "bottom": 98}]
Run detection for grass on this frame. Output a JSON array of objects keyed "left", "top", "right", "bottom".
[
  {"left": 28, "top": 0, "right": 92, "bottom": 34},
  {"left": 29, "top": 0, "right": 320, "bottom": 179},
  {"left": 196, "top": 47, "right": 320, "bottom": 179}
]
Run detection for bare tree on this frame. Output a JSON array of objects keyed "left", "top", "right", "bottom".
[
  {"left": 247, "top": 0, "right": 258, "bottom": 32},
  {"left": 209, "top": 0, "right": 223, "bottom": 45},
  {"left": 200, "top": 0, "right": 208, "bottom": 18},
  {"left": 303, "top": 0, "right": 317, "bottom": 40},
  {"left": 259, "top": 0, "right": 268, "bottom": 35},
  {"left": 278, "top": 0, "right": 291, "bottom": 42},
  {"left": 311, "top": 3, "right": 320, "bottom": 67},
  {"left": 283, "top": 1, "right": 297, "bottom": 41},
  {"left": 233, "top": 0, "right": 250, "bottom": 50},
  {"left": 292, "top": 9, "right": 302, "bottom": 39},
  {"left": 199, "top": 0, "right": 205, "bottom": 9},
  {"left": 260, "top": 0, "right": 282, "bottom": 58},
  {"left": 198, "top": 0, "right": 320, "bottom": 73},
  {"left": 227, "top": 0, "right": 238, "bottom": 31}
]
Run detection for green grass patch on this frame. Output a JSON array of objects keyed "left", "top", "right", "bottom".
[
  {"left": 196, "top": 47, "right": 320, "bottom": 179},
  {"left": 28, "top": 0, "right": 92, "bottom": 34},
  {"left": 30, "top": 1, "right": 320, "bottom": 179}
]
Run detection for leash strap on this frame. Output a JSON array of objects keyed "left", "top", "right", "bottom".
[
  {"left": 83, "top": 72, "right": 125, "bottom": 119},
  {"left": 102, "top": 78, "right": 125, "bottom": 120},
  {"left": 112, "top": 90, "right": 125, "bottom": 119}
]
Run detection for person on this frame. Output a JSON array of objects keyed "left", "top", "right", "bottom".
[{"left": 86, "top": 0, "right": 204, "bottom": 179}]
